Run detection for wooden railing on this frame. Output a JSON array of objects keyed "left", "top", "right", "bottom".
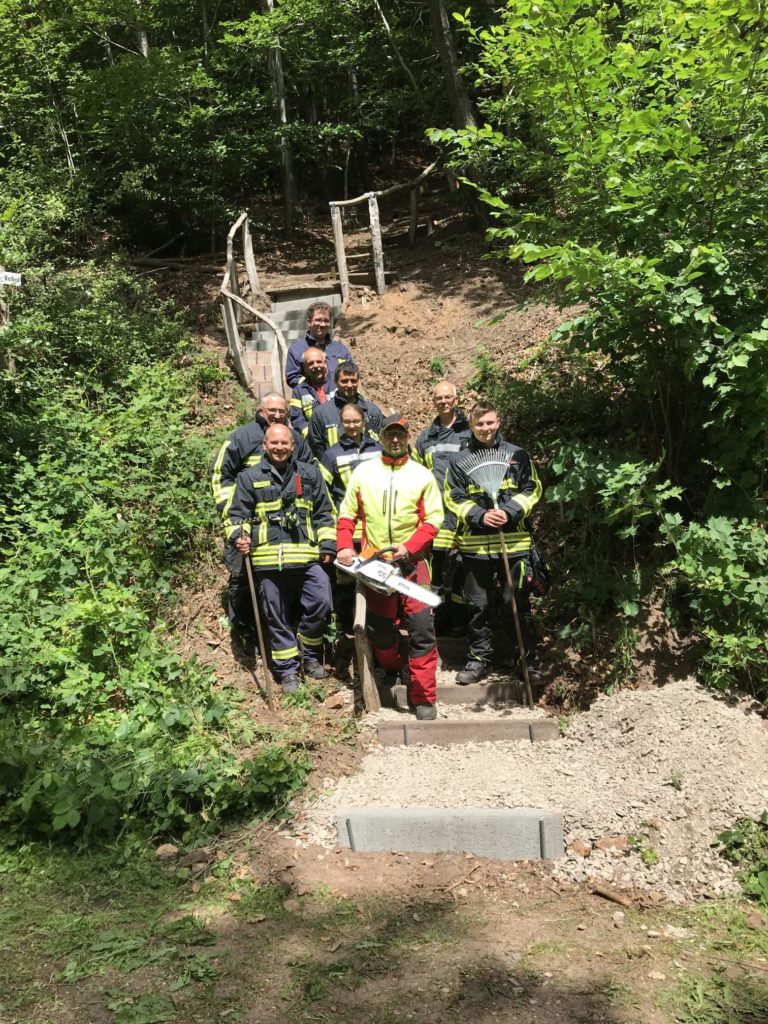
[
  {"left": 329, "top": 161, "right": 441, "bottom": 301},
  {"left": 219, "top": 212, "right": 289, "bottom": 396}
]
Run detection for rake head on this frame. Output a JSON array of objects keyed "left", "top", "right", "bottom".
[{"left": 463, "top": 449, "right": 511, "bottom": 505}]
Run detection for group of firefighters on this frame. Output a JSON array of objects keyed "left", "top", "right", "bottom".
[{"left": 209, "top": 301, "right": 543, "bottom": 720}]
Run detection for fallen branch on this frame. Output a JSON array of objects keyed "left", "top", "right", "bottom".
[
  {"left": 439, "top": 863, "right": 482, "bottom": 893},
  {"left": 590, "top": 884, "right": 633, "bottom": 908}
]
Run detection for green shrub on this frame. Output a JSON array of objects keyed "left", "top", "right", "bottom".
[
  {"left": 716, "top": 813, "right": 768, "bottom": 906},
  {"left": 0, "top": 265, "right": 310, "bottom": 842},
  {"left": 662, "top": 516, "right": 768, "bottom": 700}
]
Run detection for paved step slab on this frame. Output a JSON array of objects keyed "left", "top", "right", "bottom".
[
  {"left": 393, "top": 680, "right": 522, "bottom": 707},
  {"left": 268, "top": 286, "right": 342, "bottom": 309},
  {"left": 376, "top": 718, "right": 559, "bottom": 747},
  {"left": 337, "top": 807, "right": 564, "bottom": 860}
]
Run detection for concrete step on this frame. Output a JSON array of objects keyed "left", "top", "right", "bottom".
[
  {"left": 393, "top": 679, "right": 523, "bottom": 707},
  {"left": 336, "top": 807, "right": 563, "bottom": 860},
  {"left": 376, "top": 718, "right": 559, "bottom": 747},
  {"left": 268, "top": 285, "right": 342, "bottom": 309},
  {"left": 343, "top": 270, "right": 398, "bottom": 286}
]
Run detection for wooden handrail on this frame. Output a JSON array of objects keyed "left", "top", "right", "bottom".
[
  {"left": 220, "top": 287, "right": 289, "bottom": 385},
  {"left": 330, "top": 160, "right": 439, "bottom": 208}
]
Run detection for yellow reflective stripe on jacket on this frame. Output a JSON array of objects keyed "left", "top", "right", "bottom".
[
  {"left": 210, "top": 439, "right": 233, "bottom": 508},
  {"left": 433, "top": 526, "right": 458, "bottom": 551},
  {"left": 509, "top": 461, "right": 543, "bottom": 515},
  {"left": 249, "top": 543, "right": 319, "bottom": 568},
  {"left": 456, "top": 532, "right": 532, "bottom": 555}
]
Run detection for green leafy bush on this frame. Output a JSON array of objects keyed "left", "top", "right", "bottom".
[
  {"left": 662, "top": 516, "right": 768, "bottom": 699},
  {"left": 716, "top": 813, "right": 768, "bottom": 906},
  {"left": 436, "top": 1, "right": 768, "bottom": 701},
  {"left": 0, "top": 266, "right": 309, "bottom": 842}
]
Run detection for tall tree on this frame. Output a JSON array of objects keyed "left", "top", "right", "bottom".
[{"left": 428, "top": 0, "right": 476, "bottom": 128}]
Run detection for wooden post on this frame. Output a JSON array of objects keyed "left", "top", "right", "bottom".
[
  {"left": 220, "top": 295, "right": 251, "bottom": 390},
  {"left": 242, "top": 216, "right": 261, "bottom": 300},
  {"left": 330, "top": 203, "right": 350, "bottom": 302},
  {"left": 226, "top": 234, "right": 241, "bottom": 323},
  {"left": 353, "top": 583, "right": 380, "bottom": 713},
  {"left": 368, "top": 192, "right": 386, "bottom": 295},
  {"left": 408, "top": 188, "right": 418, "bottom": 246}
]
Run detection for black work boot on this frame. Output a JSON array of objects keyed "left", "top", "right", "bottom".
[
  {"left": 456, "top": 660, "right": 487, "bottom": 685},
  {"left": 281, "top": 675, "right": 300, "bottom": 694},
  {"left": 302, "top": 661, "right": 328, "bottom": 680},
  {"left": 414, "top": 703, "right": 437, "bottom": 721}
]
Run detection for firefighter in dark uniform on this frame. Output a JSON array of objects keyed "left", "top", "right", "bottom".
[
  {"left": 307, "top": 361, "right": 383, "bottom": 458},
  {"left": 209, "top": 392, "right": 313, "bottom": 654},
  {"left": 289, "top": 346, "right": 330, "bottom": 437},
  {"left": 444, "top": 401, "right": 543, "bottom": 685},
  {"left": 227, "top": 424, "right": 335, "bottom": 693},
  {"left": 414, "top": 381, "right": 472, "bottom": 634},
  {"left": 284, "top": 301, "right": 353, "bottom": 389},
  {"left": 318, "top": 403, "right": 382, "bottom": 679}
]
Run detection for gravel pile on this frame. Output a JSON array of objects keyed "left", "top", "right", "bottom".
[{"left": 296, "top": 678, "right": 768, "bottom": 902}]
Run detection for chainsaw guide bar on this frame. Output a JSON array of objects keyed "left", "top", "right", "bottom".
[{"left": 334, "top": 556, "right": 442, "bottom": 607}]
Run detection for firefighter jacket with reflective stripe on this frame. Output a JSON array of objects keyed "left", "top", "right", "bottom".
[
  {"left": 337, "top": 455, "right": 443, "bottom": 559},
  {"left": 413, "top": 410, "right": 473, "bottom": 552},
  {"left": 289, "top": 380, "right": 330, "bottom": 436},
  {"left": 225, "top": 456, "right": 336, "bottom": 570},
  {"left": 308, "top": 392, "right": 383, "bottom": 458},
  {"left": 413, "top": 410, "right": 472, "bottom": 490},
  {"left": 285, "top": 333, "right": 353, "bottom": 388},
  {"left": 209, "top": 414, "right": 313, "bottom": 515},
  {"left": 444, "top": 434, "right": 542, "bottom": 558},
  {"left": 319, "top": 434, "right": 382, "bottom": 510}
]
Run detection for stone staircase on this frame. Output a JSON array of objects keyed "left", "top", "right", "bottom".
[
  {"left": 244, "top": 284, "right": 343, "bottom": 395},
  {"left": 335, "top": 633, "right": 565, "bottom": 862}
]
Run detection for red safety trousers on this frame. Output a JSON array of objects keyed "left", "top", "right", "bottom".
[{"left": 363, "top": 560, "right": 437, "bottom": 706}]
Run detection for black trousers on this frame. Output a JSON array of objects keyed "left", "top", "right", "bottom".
[
  {"left": 223, "top": 538, "right": 256, "bottom": 635},
  {"left": 463, "top": 554, "right": 535, "bottom": 665}
]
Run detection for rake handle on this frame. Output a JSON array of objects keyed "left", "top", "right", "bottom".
[
  {"left": 244, "top": 551, "right": 276, "bottom": 712},
  {"left": 494, "top": 501, "right": 534, "bottom": 710}
]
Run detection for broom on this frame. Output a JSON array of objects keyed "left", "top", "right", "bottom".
[{"left": 464, "top": 451, "right": 535, "bottom": 709}]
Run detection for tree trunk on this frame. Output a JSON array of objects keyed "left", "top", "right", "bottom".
[
  {"left": 134, "top": 0, "right": 149, "bottom": 56},
  {"left": 265, "top": 0, "right": 297, "bottom": 240},
  {"left": 428, "top": 0, "right": 476, "bottom": 129}
]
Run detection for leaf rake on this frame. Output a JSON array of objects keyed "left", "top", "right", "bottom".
[{"left": 465, "top": 450, "right": 535, "bottom": 709}]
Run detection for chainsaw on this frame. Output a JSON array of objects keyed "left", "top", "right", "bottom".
[{"left": 334, "top": 546, "right": 442, "bottom": 607}]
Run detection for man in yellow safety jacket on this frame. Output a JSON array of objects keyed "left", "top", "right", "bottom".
[{"left": 337, "top": 414, "right": 443, "bottom": 719}]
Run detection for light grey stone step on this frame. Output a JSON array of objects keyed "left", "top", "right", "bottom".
[
  {"left": 393, "top": 680, "right": 523, "bottom": 707},
  {"left": 336, "top": 807, "right": 564, "bottom": 860},
  {"left": 377, "top": 719, "right": 559, "bottom": 747}
]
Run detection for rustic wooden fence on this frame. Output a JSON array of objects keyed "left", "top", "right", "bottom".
[
  {"left": 330, "top": 161, "right": 451, "bottom": 302},
  {"left": 219, "top": 212, "right": 290, "bottom": 397}
]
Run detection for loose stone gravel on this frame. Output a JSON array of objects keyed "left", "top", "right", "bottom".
[{"left": 295, "top": 677, "right": 768, "bottom": 902}]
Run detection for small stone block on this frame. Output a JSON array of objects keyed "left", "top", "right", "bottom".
[
  {"left": 529, "top": 720, "right": 560, "bottom": 742},
  {"left": 337, "top": 807, "right": 564, "bottom": 860},
  {"left": 376, "top": 723, "right": 408, "bottom": 747}
]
